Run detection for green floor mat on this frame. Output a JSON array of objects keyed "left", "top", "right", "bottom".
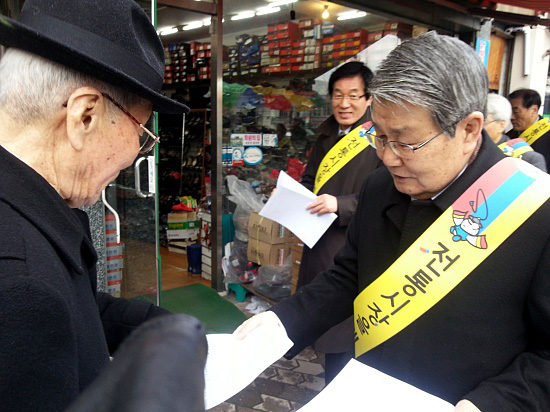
[{"left": 160, "top": 283, "right": 247, "bottom": 334}]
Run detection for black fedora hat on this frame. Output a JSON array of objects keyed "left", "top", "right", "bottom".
[{"left": 0, "top": 0, "right": 189, "bottom": 114}]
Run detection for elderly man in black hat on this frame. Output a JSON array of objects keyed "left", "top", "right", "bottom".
[{"left": 0, "top": 1, "right": 199, "bottom": 411}]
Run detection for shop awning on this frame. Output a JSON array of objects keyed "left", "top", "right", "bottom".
[{"left": 491, "top": 1, "right": 550, "bottom": 14}]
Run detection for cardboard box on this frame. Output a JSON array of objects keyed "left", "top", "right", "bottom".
[
  {"left": 248, "top": 212, "right": 292, "bottom": 244},
  {"left": 166, "top": 228, "right": 199, "bottom": 240},
  {"left": 291, "top": 263, "right": 300, "bottom": 294},
  {"left": 167, "top": 220, "right": 200, "bottom": 231},
  {"left": 412, "top": 25, "right": 429, "bottom": 38},
  {"left": 383, "top": 30, "right": 410, "bottom": 41},
  {"left": 291, "top": 242, "right": 304, "bottom": 256},
  {"left": 368, "top": 31, "right": 384, "bottom": 43},
  {"left": 248, "top": 240, "right": 291, "bottom": 266},
  {"left": 384, "top": 22, "right": 413, "bottom": 34}
]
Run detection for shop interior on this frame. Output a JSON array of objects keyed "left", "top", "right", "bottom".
[{"left": 151, "top": 0, "right": 429, "bottom": 305}]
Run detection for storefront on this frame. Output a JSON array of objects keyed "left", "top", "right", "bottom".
[
  {"left": 152, "top": 0, "right": 486, "bottom": 304},
  {"left": 1, "top": 0, "right": 548, "bottom": 307}
]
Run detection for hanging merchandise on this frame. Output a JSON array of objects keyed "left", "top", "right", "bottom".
[
  {"left": 223, "top": 82, "right": 250, "bottom": 108},
  {"left": 235, "top": 87, "right": 263, "bottom": 109},
  {"left": 263, "top": 94, "right": 292, "bottom": 111}
]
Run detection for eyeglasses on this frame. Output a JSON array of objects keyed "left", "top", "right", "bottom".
[
  {"left": 332, "top": 93, "right": 366, "bottom": 102},
  {"left": 101, "top": 93, "right": 159, "bottom": 155},
  {"left": 364, "top": 107, "right": 459, "bottom": 159}
]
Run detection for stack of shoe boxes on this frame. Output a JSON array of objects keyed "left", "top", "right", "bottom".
[
  {"left": 382, "top": 21, "right": 413, "bottom": 41},
  {"left": 105, "top": 214, "right": 124, "bottom": 297},
  {"left": 321, "top": 29, "right": 369, "bottom": 69},
  {"left": 198, "top": 210, "right": 212, "bottom": 280}
]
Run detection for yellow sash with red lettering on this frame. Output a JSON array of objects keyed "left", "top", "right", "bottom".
[
  {"left": 519, "top": 118, "right": 550, "bottom": 146},
  {"left": 313, "top": 122, "right": 373, "bottom": 194},
  {"left": 354, "top": 158, "right": 550, "bottom": 357}
]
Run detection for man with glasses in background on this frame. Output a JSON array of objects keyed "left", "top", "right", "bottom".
[
  {"left": 236, "top": 32, "right": 550, "bottom": 411},
  {"left": 0, "top": 1, "right": 200, "bottom": 411},
  {"left": 297, "top": 61, "right": 382, "bottom": 383}
]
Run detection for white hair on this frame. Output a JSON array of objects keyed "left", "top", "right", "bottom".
[
  {"left": 0, "top": 48, "right": 143, "bottom": 123},
  {"left": 369, "top": 31, "right": 488, "bottom": 137},
  {"left": 486, "top": 93, "right": 512, "bottom": 122}
]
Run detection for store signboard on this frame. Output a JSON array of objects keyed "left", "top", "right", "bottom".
[
  {"left": 232, "top": 147, "right": 245, "bottom": 166},
  {"left": 475, "top": 38, "right": 490, "bottom": 68},
  {"left": 244, "top": 147, "right": 263, "bottom": 166},
  {"left": 230, "top": 134, "right": 243, "bottom": 146},
  {"left": 244, "top": 133, "right": 262, "bottom": 146},
  {"left": 263, "top": 134, "right": 278, "bottom": 147}
]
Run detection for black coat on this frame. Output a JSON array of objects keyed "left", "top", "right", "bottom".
[
  {"left": 273, "top": 134, "right": 550, "bottom": 410},
  {"left": 509, "top": 118, "right": 550, "bottom": 172},
  {"left": 299, "top": 112, "right": 382, "bottom": 288},
  {"left": 298, "top": 113, "right": 382, "bottom": 353},
  {"left": 0, "top": 146, "right": 169, "bottom": 411}
]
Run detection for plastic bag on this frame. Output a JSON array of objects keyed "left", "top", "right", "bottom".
[
  {"left": 252, "top": 255, "right": 292, "bottom": 301},
  {"left": 226, "top": 175, "right": 264, "bottom": 242},
  {"left": 221, "top": 240, "right": 257, "bottom": 284}
]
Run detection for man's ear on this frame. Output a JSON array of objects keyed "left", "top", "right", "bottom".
[
  {"left": 530, "top": 104, "right": 540, "bottom": 118},
  {"left": 460, "top": 111, "right": 484, "bottom": 154},
  {"left": 497, "top": 119, "right": 507, "bottom": 135},
  {"left": 65, "top": 87, "right": 104, "bottom": 151}
]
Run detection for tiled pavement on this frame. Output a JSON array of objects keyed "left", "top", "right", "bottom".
[{"left": 208, "top": 293, "right": 327, "bottom": 412}]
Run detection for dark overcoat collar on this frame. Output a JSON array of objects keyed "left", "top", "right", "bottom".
[{"left": 0, "top": 145, "right": 96, "bottom": 275}]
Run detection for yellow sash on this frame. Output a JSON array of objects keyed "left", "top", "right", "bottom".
[
  {"left": 354, "top": 158, "right": 550, "bottom": 357},
  {"left": 498, "top": 138, "right": 533, "bottom": 158},
  {"left": 313, "top": 123, "right": 373, "bottom": 194},
  {"left": 519, "top": 118, "right": 550, "bottom": 146}
]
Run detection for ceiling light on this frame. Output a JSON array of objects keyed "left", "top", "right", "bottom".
[
  {"left": 322, "top": 5, "right": 329, "bottom": 19},
  {"left": 256, "top": 6, "right": 281, "bottom": 16},
  {"left": 183, "top": 21, "right": 204, "bottom": 30},
  {"left": 267, "top": 0, "right": 298, "bottom": 7},
  {"left": 337, "top": 11, "right": 367, "bottom": 20},
  {"left": 231, "top": 11, "right": 256, "bottom": 20},
  {"left": 158, "top": 27, "right": 178, "bottom": 36}
]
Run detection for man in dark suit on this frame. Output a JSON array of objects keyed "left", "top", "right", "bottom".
[
  {"left": 298, "top": 62, "right": 382, "bottom": 383},
  {"left": 508, "top": 88, "right": 550, "bottom": 171},
  {"left": 236, "top": 32, "right": 550, "bottom": 412}
]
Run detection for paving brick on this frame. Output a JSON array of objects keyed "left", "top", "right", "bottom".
[
  {"left": 253, "top": 395, "right": 293, "bottom": 412},
  {"left": 298, "top": 374, "right": 325, "bottom": 392},
  {"left": 293, "top": 360, "right": 324, "bottom": 376},
  {"left": 273, "top": 358, "right": 299, "bottom": 370},
  {"left": 259, "top": 366, "right": 277, "bottom": 379},
  {"left": 270, "top": 369, "right": 305, "bottom": 385}
]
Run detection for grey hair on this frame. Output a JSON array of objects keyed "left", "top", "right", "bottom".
[
  {"left": 369, "top": 31, "right": 488, "bottom": 136},
  {"left": 486, "top": 93, "right": 511, "bottom": 122},
  {"left": 0, "top": 48, "right": 144, "bottom": 123}
]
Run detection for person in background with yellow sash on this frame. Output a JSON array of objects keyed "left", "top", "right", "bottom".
[
  {"left": 485, "top": 93, "right": 546, "bottom": 171},
  {"left": 236, "top": 31, "right": 550, "bottom": 412},
  {"left": 508, "top": 88, "right": 550, "bottom": 171},
  {"left": 298, "top": 61, "right": 382, "bottom": 383}
]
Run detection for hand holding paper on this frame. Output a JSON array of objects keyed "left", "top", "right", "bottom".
[
  {"left": 203, "top": 312, "right": 292, "bottom": 410},
  {"left": 259, "top": 171, "right": 337, "bottom": 248},
  {"left": 306, "top": 193, "right": 338, "bottom": 215}
]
